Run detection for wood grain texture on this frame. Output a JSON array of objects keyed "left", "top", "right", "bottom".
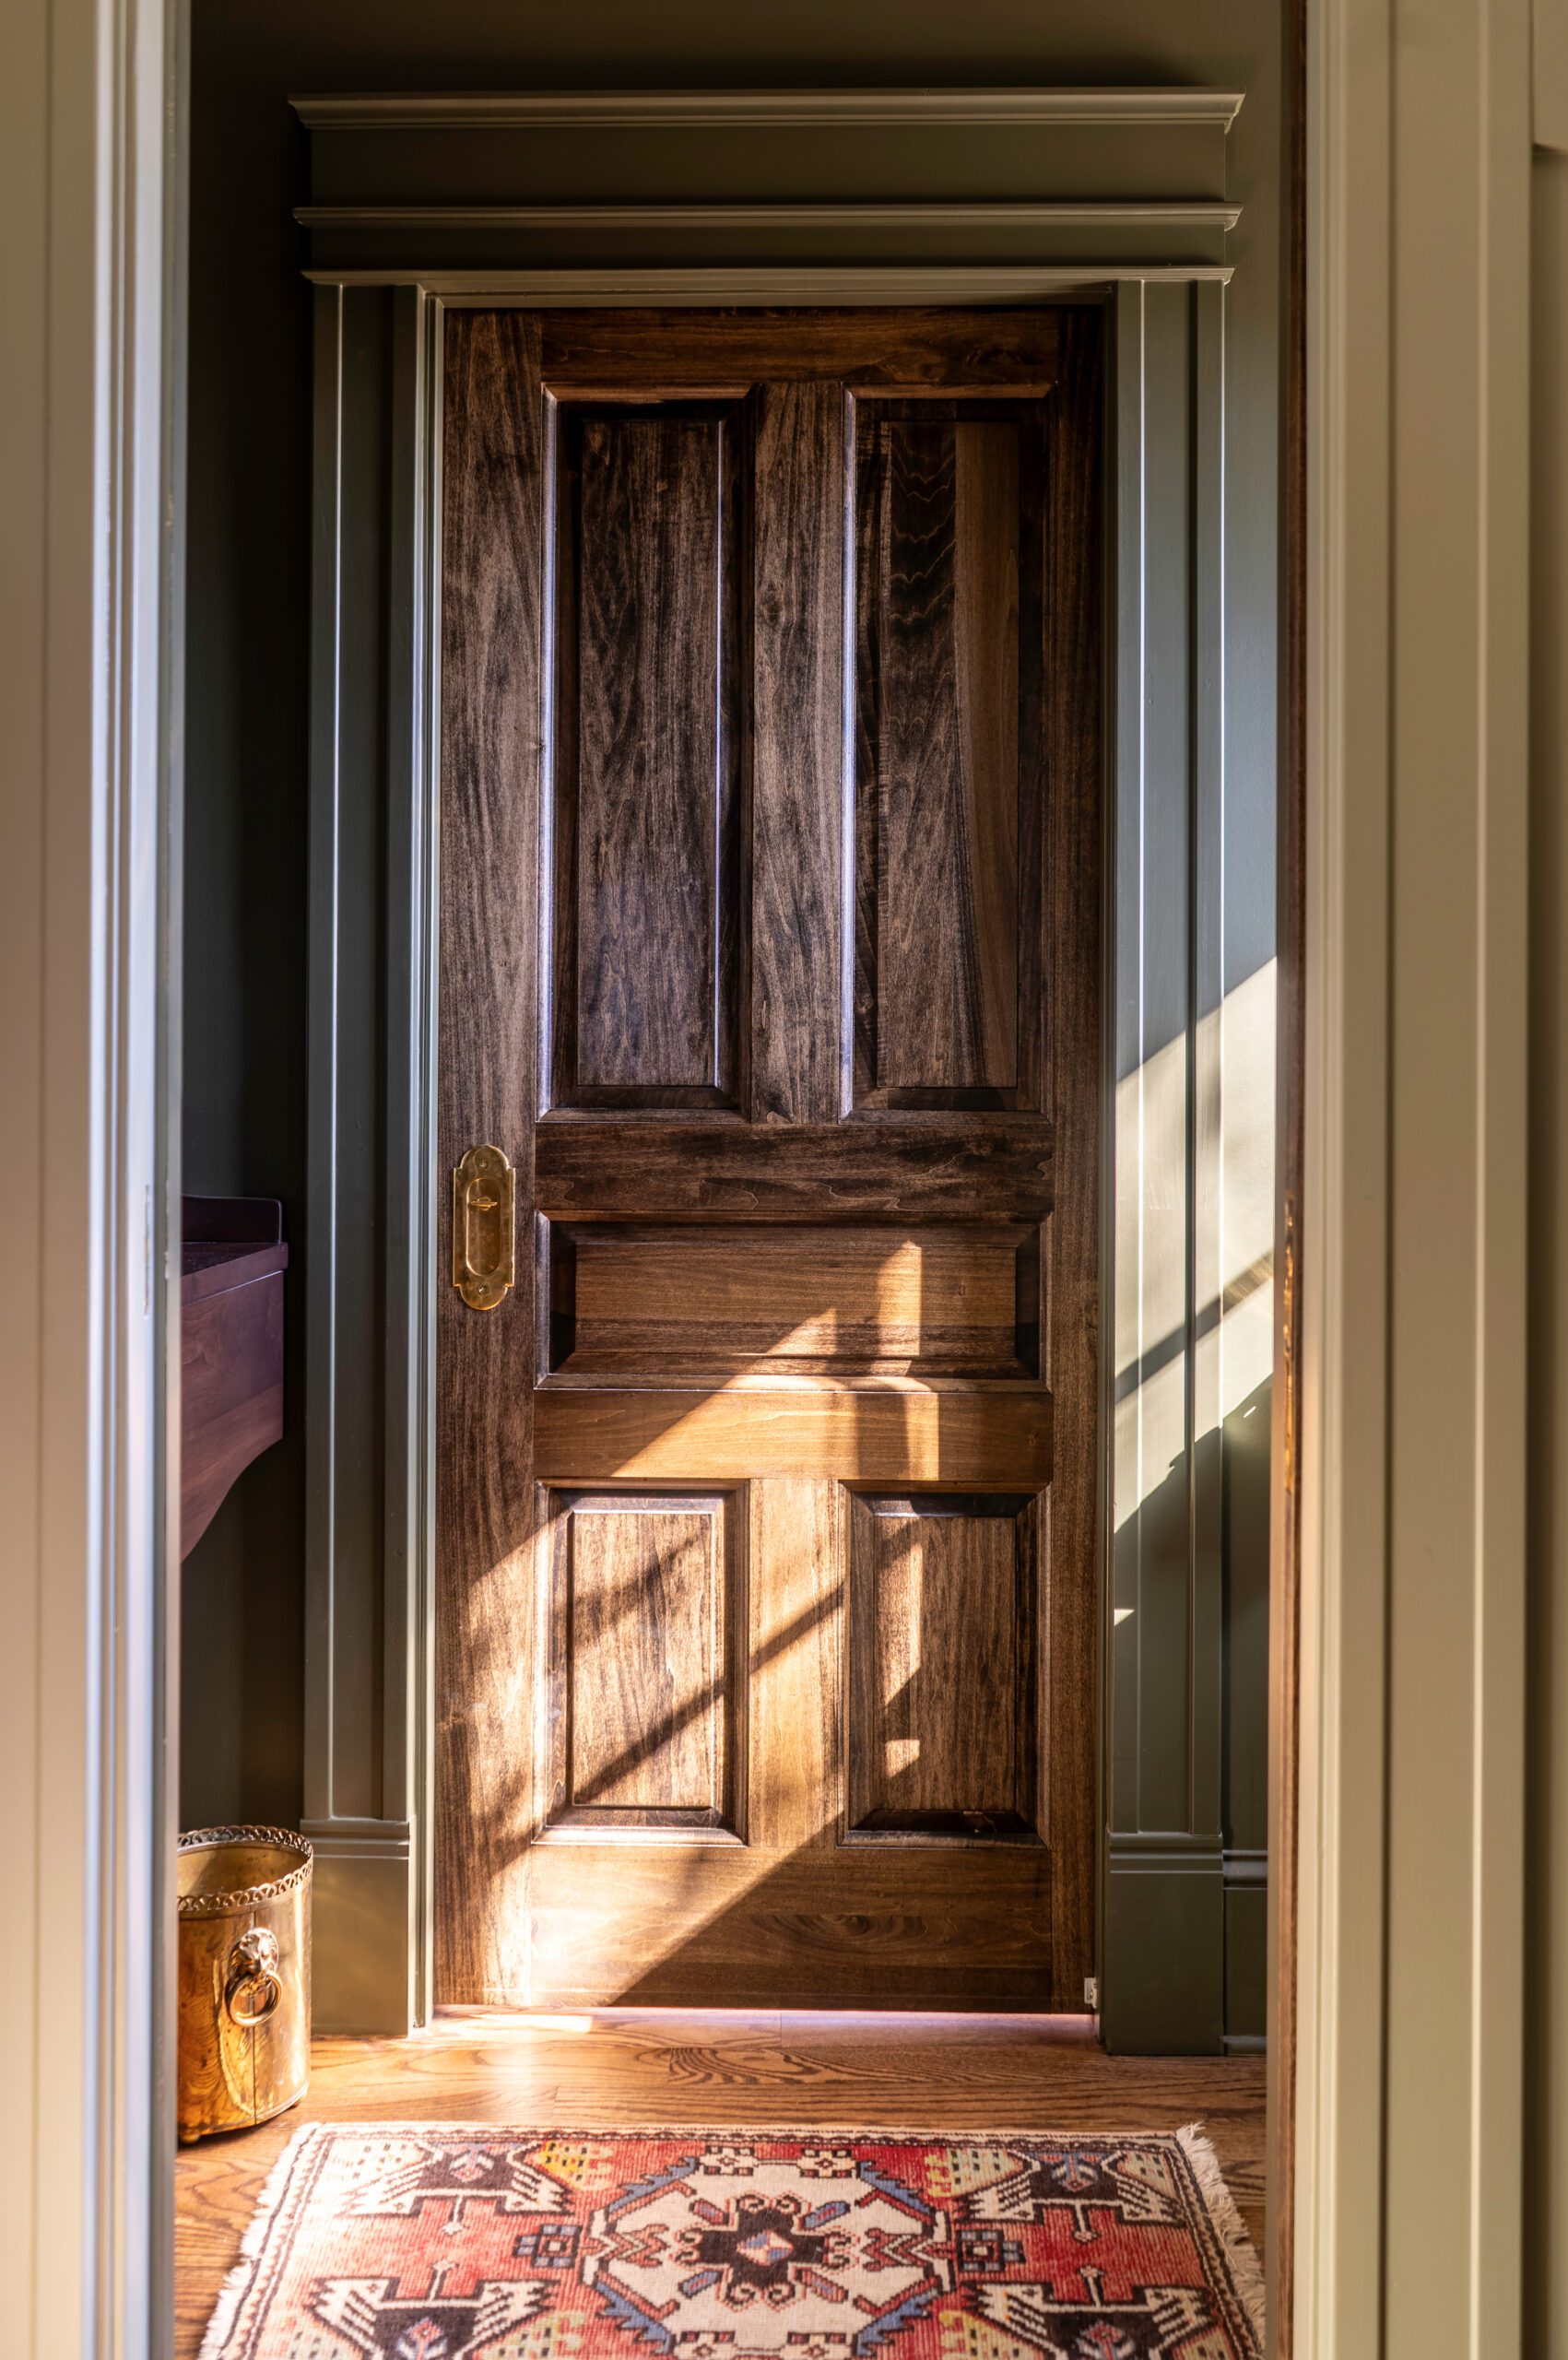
[
  {"left": 523, "top": 1845, "right": 1057, "bottom": 2007},
  {"left": 847, "top": 1493, "right": 1036, "bottom": 1836},
  {"left": 551, "top": 404, "right": 741, "bottom": 1104},
  {"left": 180, "top": 1272, "right": 285, "bottom": 1557},
  {"left": 1039, "top": 309, "right": 1104, "bottom": 2002},
  {"left": 869, "top": 419, "right": 1019, "bottom": 1090},
  {"left": 749, "top": 1479, "right": 843, "bottom": 1853},
  {"left": 436, "top": 308, "right": 546, "bottom": 2002},
  {"left": 542, "top": 309, "right": 1062, "bottom": 393},
  {"left": 554, "top": 1221, "right": 1031, "bottom": 1376},
  {"left": 532, "top": 1386, "right": 1052, "bottom": 1487},
  {"left": 174, "top": 2016, "right": 1265, "bottom": 2359},
  {"left": 751, "top": 381, "right": 843, "bottom": 1122},
  {"left": 535, "top": 1120, "right": 1054, "bottom": 1222},
  {"left": 855, "top": 402, "right": 1043, "bottom": 1109},
  {"left": 541, "top": 1491, "right": 739, "bottom": 1829},
  {"left": 440, "top": 306, "right": 1101, "bottom": 2014}
]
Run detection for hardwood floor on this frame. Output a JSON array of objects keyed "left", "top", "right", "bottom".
[{"left": 174, "top": 2008, "right": 1267, "bottom": 2358}]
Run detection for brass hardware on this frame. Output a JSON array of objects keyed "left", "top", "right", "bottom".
[
  {"left": 224, "top": 1926, "right": 283, "bottom": 2025},
  {"left": 453, "top": 1143, "right": 516, "bottom": 1310},
  {"left": 176, "top": 1824, "right": 312, "bottom": 2142}
]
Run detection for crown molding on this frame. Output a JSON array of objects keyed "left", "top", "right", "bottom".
[
  {"left": 296, "top": 200, "right": 1241, "bottom": 234},
  {"left": 289, "top": 86, "right": 1245, "bottom": 133},
  {"left": 301, "top": 265, "right": 1234, "bottom": 298}
]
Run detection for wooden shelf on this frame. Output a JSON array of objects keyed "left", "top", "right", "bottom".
[{"left": 181, "top": 1196, "right": 288, "bottom": 1559}]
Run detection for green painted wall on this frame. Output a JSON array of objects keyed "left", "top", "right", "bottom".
[{"left": 181, "top": 0, "right": 1283, "bottom": 2035}]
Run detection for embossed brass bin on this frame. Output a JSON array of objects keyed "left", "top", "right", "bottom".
[{"left": 176, "top": 1826, "right": 312, "bottom": 2143}]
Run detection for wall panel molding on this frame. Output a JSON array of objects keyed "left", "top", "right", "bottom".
[
  {"left": 1101, "top": 277, "right": 1242, "bottom": 2053},
  {"left": 304, "top": 280, "right": 441, "bottom": 2033}
]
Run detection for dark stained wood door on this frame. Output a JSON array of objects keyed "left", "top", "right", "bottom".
[{"left": 436, "top": 306, "right": 1102, "bottom": 2010}]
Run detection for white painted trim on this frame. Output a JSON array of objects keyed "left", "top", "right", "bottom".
[
  {"left": 289, "top": 86, "right": 1246, "bottom": 132},
  {"left": 1294, "top": 0, "right": 1530, "bottom": 2348},
  {"left": 0, "top": 0, "right": 180, "bottom": 2349}
]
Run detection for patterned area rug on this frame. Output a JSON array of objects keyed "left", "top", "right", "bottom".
[{"left": 198, "top": 2124, "right": 1264, "bottom": 2360}]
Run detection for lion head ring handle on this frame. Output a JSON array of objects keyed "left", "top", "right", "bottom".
[{"left": 223, "top": 1926, "right": 283, "bottom": 2026}]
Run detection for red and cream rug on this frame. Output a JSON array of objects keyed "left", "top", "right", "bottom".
[{"left": 198, "top": 2124, "right": 1264, "bottom": 2360}]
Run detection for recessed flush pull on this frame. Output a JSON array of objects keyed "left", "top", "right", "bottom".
[{"left": 452, "top": 1143, "right": 515, "bottom": 1309}]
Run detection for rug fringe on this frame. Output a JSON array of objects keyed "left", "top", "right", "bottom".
[
  {"left": 1174, "top": 2121, "right": 1267, "bottom": 2356},
  {"left": 195, "top": 2120, "right": 320, "bottom": 2360}
]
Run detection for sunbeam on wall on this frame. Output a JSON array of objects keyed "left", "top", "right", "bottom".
[{"left": 1115, "top": 957, "right": 1277, "bottom": 1530}]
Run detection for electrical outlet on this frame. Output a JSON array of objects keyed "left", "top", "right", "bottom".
[{"left": 1083, "top": 1976, "right": 1100, "bottom": 2010}]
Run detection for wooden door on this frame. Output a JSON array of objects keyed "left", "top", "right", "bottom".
[{"left": 436, "top": 307, "right": 1102, "bottom": 2010}]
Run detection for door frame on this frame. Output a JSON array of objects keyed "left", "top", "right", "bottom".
[
  {"left": 5, "top": 0, "right": 186, "bottom": 2347},
  {"left": 301, "top": 253, "right": 1246, "bottom": 2050},
  {"left": 14, "top": 13, "right": 1548, "bottom": 2358}
]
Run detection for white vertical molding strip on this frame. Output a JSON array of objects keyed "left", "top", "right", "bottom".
[
  {"left": 1299, "top": 0, "right": 1529, "bottom": 2350},
  {"left": 0, "top": 0, "right": 176, "bottom": 2350}
]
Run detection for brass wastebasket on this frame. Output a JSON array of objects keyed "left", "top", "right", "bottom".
[{"left": 177, "top": 1825, "right": 312, "bottom": 2143}]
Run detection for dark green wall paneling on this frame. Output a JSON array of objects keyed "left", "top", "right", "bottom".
[
  {"left": 183, "top": 0, "right": 1282, "bottom": 2045},
  {"left": 179, "top": 46, "right": 313, "bottom": 1832}
]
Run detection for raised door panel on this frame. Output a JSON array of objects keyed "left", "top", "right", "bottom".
[
  {"left": 855, "top": 402, "right": 1044, "bottom": 1109},
  {"left": 548, "top": 1221, "right": 1037, "bottom": 1377},
  {"left": 750, "top": 381, "right": 844, "bottom": 1124},
  {"left": 540, "top": 1490, "right": 743, "bottom": 1835},
  {"left": 548, "top": 404, "right": 743, "bottom": 1106},
  {"left": 847, "top": 1491, "right": 1039, "bottom": 1837}
]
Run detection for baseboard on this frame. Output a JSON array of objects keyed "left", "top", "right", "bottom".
[
  {"left": 1102, "top": 1836, "right": 1226, "bottom": 2053},
  {"left": 302, "top": 1819, "right": 415, "bottom": 2034}
]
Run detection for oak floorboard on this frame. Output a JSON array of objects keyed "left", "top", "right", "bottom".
[{"left": 174, "top": 2010, "right": 1267, "bottom": 2357}]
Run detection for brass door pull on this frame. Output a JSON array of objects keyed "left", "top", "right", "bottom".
[{"left": 453, "top": 1143, "right": 515, "bottom": 1309}]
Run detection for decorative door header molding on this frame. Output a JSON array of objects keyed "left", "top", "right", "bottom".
[
  {"left": 290, "top": 86, "right": 1245, "bottom": 132},
  {"left": 291, "top": 83, "right": 1241, "bottom": 282}
]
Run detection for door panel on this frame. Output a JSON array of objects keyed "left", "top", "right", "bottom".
[
  {"left": 550, "top": 404, "right": 743, "bottom": 1107},
  {"left": 551, "top": 1221, "right": 1034, "bottom": 1377},
  {"left": 541, "top": 1489, "right": 743, "bottom": 1834},
  {"left": 437, "top": 305, "right": 1102, "bottom": 2010},
  {"left": 845, "top": 1492, "right": 1037, "bottom": 1838},
  {"left": 855, "top": 405, "right": 1038, "bottom": 1105}
]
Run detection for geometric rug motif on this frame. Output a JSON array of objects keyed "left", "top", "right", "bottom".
[{"left": 197, "top": 2124, "right": 1264, "bottom": 2360}]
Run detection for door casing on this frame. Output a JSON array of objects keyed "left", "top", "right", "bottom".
[{"left": 301, "top": 254, "right": 1245, "bottom": 2059}]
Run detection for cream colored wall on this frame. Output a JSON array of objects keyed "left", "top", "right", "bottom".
[{"left": 1296, "top": 0, "right": 1532, "bottom": 2350}]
